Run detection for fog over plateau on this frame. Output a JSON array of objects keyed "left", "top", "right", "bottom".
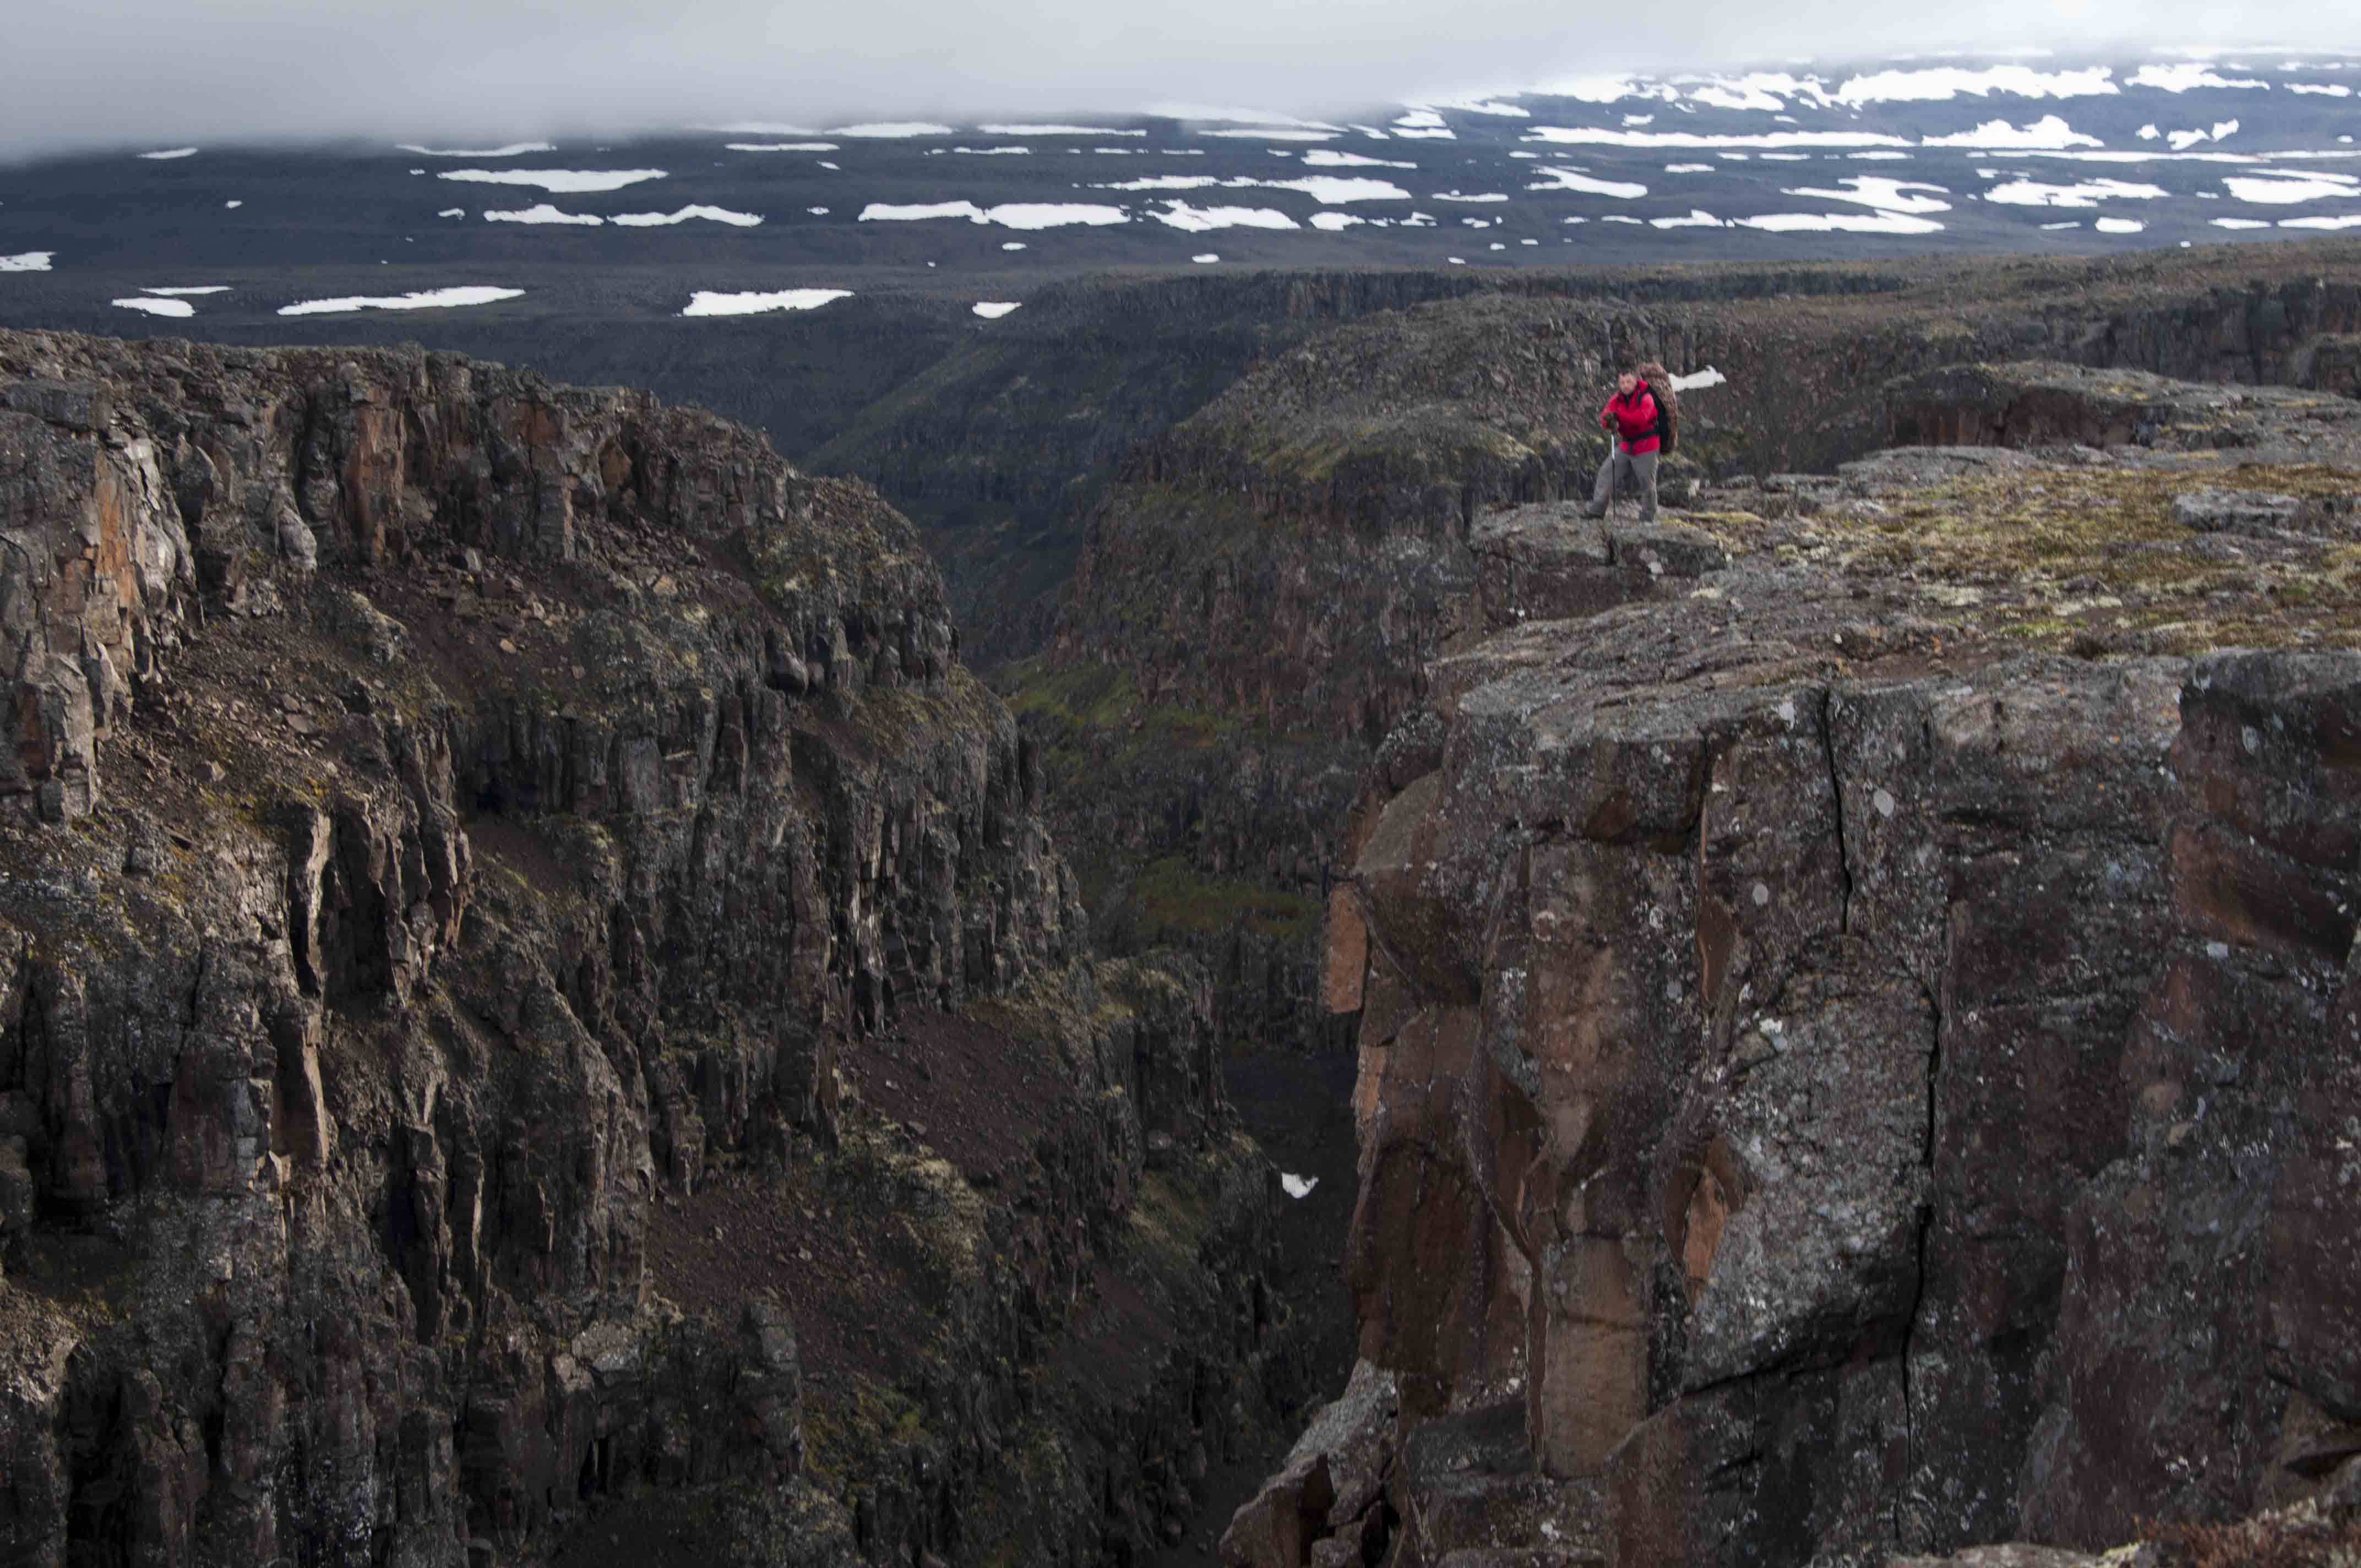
[{"left": 4, "top": 0, "right": 2355, "bottom": 159}]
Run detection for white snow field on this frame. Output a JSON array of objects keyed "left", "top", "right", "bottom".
[
  {"left": 1829, "top": 64, "right": 2120, "bottom": 105},
  {"left": 2130, "top": 63, "right": 2269, "bottom": 91},
  {"left": 1526, "top": 127, "right": 1910, "bottom": 150},
  {"left": 1528, "top": 167, "right": 1649, "bottom": 198},
  {"left": 1, "top": 253, "right": 55, "bottom": 272},
  {"left": 971, "top": 302, "right": 1021, "bottom": 318},
  {"left": 978, "top": 124, "right": 1142, "bottom": 136},
  {"left": 137, "top": 148, "right": 198, "bottom": 160},
  {"left": 1732, "top": 211, "right": 1945, "bottom": 234},
  {"left": 2095, "top": 217, "right": 2147, "bottom": 233},
  {"left": 1151, "top": 203, "right": 1298, "bottom": 231},
  {"left": 726, "top": 143, "right": 839, "bottom": 153},
  {"left": 611, "top": 206, "right": 763, "bottom": 227},
  {"left": 1201, "top": 129, "right": 1340, "bottom": 142},
  {"left": 1192, "top": 253, "right": 1220, "bottom": 262},
  {"left": 2223, "top": 172, "right": 2361, "bottom": 203},
  {"left": 1781, "top": 177, "right": 1952, "bottom": 213},
  {"left": 680, "top": 288, "right": 852, "bottom": 317},
  {"left": 1921, "top": 116, "right": 2100, "bottom": 149},
  {"left": 485, "top": 205, "right": 603, "bottom": 226},
  {"left": 1310, "top": 213, "right": 1366, "bottom": 230},
  {"left": 139, "top": 286, "right": 230, "bottom": 295},
  {"left": 1985, "top": 177, "right": 2169, "bottom": 207},
  {"left": 111, "top": 297, "right": 194, "bottom": 317},
  {"left": 280, "top": 287, "right": 524, "bottom": 316},
  {"left": 398, "top": 143, "right": 555, "bottom": 157},
  {"left": 1303, "top": 150, "right": 1417, "bottom": 169},
  {"left": 825, "top": 123, "right": 955, "bottom": 137},
  {"left": 439, "top": 169, "right": 665, "bottom": 193},
  {"left": 858, "top": 202, "right": 1127, "bottom": 228}
]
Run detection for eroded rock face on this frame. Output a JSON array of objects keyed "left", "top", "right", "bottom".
[
  {"left": 1305, "top": 448, "right": 2361, "bottom": 1562},
  {"left": 0, "top": 329, "right": 1277, "bottom": 1568}
]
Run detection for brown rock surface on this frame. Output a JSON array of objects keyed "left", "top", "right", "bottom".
[{"left": 1220, "top": 358, "right": 2361, "bottom": 1566}]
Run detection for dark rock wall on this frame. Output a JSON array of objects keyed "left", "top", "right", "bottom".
[{"left": 0, "top": 329, "right": 1281, "bottom": 1568}]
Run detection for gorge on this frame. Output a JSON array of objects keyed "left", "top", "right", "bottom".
[{"left": 4, "top": 236, "right": 2361, "bottom": 1567}]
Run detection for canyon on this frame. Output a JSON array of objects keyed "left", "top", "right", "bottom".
[{"left": 2, "top": 237, "right": 2360, "bottom": 1566}]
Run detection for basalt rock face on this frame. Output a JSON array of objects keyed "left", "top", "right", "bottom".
[
  {"left": 1223, "top": 364, "right": 2361, "bottom": 1566},
  {"left": 0, "top": 328, "right": 1283, "bottom": 1568}
]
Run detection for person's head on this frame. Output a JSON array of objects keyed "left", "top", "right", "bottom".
[{"left": 1617, "top": 371, "right": 1639, "bottom": 396}]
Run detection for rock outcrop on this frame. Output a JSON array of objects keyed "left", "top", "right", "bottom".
[
  {"left": 1224, "top": 362, "right": 2361, "bottom": 1564},
  {"left": 0, "top": 329, "right": 1288, "bottom": 1568}
]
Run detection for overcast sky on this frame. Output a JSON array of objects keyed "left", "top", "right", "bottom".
[{"left": 3, "top": 0, "right": 2353, "bottom": 159}]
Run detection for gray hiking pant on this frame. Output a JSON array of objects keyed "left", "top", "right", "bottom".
[{"left": 1590, "top": 448, "right": 1658, "bottom": 520}]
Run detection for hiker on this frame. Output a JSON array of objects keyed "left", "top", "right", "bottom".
[{"left": 1582, "top": 369, "right": 1661, "bottom": 521}]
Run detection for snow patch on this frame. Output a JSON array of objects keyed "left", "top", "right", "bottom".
[
  {"left": 2167, "top": 119, "right": 2240, "bottom": 150},
  {"left": 280, "top": 286, "right": 524, "bottom": 316},
  {"left": 1525, "top": 127, "right": 1908, "bottom": 150},
  {"left": 1781, "top": 176, "right": 1951, "bottom": 213},
  {"left": 1652, "top": 209, "right": 1723, "bottom": 228},
  {"left": 682, "top": 290, "right": 851, "bottom": 317},
  {"left": 1192, "top": 253, "right": 1219, "bottom": 262},
  {"left": 1150, "top": 202, "right": 1298, "bottom": 231},
  {"left": 1829, "top": 64, "right": 2117, "bottom": 105},
  {"left": 440, "top": 168, "right": 665, "bottom": 193},
  {"left": 1528, "top": 167, "right": 1648, "bottom": 198},
  {"left": 399, "top": 142, "right": 554, "bottom": 157},
  {"left": 139, "top": 285, "right": 229, "bottom": 295},
  {"left": 826, "top": 123, "right": 954, "bottom": 138},
  {"left": 2131, "top": 63, "right": 2268, "bottom": 91},
  {"left": 1669, "top": 366, "right": 1727, "bottom": 391},
  {"left": 946, "top": 146, "right": 1031, "bottom": 155},
  {"left": 857, "top": 200, "right": 1127, "bottom": 229},
  {"left": 1666, "top": 162, "right": 1713, "bottom": 173},
  {"left": 612, "top": 205, "right": 763, "bottom": 227},
  {"left": 111, "top": 297, "right": 194, "bottom": 318},
  {"left": 1303, "top": 150, "right": 1416, "bottom": 169},
  {"left": 137, "top": 148, "right": 198, "bottom": 160},
  {"left": 1310, "top": 211, "right": 1365, "bottom": 230},
  {"left": 2, "top": 252, "right": 53, "bottom": 272},
  {"left": 1201, "top": 128, "right": 1340, "bottom": 141},
  {"left": 1434, "top": 190, "right": 1509, "bottom": 202},
  {"left": 978, "top": 124, "right": 1143, "bottom": 135},
  {"left": 1733, "top": 210, "right": 1945, "bottom": 233},
  {"left": 972, "top": 301, "right": 1020, "bottom": 318},
  {"left": 2223, "top": 171, "right": 2360, "bottom": 202},
  {"left": 2210, "top": 217, "right": 2273, "bottom": 228},
  {"left": 2280, "top": 214, "right": 2361, "bottom": 230},
  {"left": 1150, "top": 104, "right": 1342, "bottom": 128},
  {"left": 2095, "top": 216, "right": 2146, "bottom": 233},
  {"left": 485, "top": 204, "right": 603, "bottom": 226},
  {"left": 1094, "top": 175, "right": 1218, "bottom": 191},
  {"left": 1921, "top": 116, "right": 2100, "bottom": 149},
  {"left": 437, "top": 207, "right": 466, "bottom": 217},
  {"left": 726, "top": 142, "right": 838, "bottom": 153},
  {"left": 1281, "top": 1173, "right": 1318, "bottom": 1199},
  {"left": 2288, "top": 83, "right": 2353, "bottom": 97},
  {"left": 1984, "top": 177, "right": 2168, "bottom": 206}
]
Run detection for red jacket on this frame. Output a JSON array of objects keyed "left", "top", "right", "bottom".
[{"left": 1601, "top": 387, "right": 1661, "bottom": 455}]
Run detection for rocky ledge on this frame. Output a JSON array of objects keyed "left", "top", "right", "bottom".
[
  {"left": 1226, "top": 361, "right": 2361, "bottom": 1566},
  {"left": 0, "top": 329, "right": 1292, "bottom": 1568}
]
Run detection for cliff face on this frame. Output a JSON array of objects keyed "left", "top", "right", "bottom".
[
  {"left": 0, "top": 330, "right": 1285, "bottom": 1568},
  {"left": 1233, "top": 362, "right": 2361, "bottom": 1566},
  {"left": 1009, "top": 252, "right": 2361, "bottom": 1090}
]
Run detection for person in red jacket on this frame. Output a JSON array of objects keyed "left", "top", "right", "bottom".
[{"left": 1581, "top": 370, "right": 1661, "bottom": 521}]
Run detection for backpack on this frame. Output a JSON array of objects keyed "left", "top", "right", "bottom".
[{"left": 1636, "top": 362, "right": 1680, "bottom": 454}]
